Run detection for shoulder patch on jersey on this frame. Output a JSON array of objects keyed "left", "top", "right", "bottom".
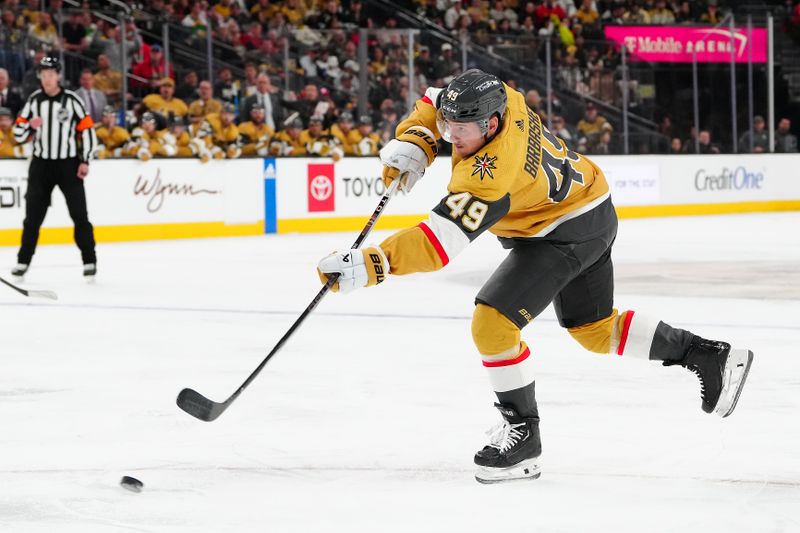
[{"left": 471, "top": 152, "right": 497, "bottom": 181}]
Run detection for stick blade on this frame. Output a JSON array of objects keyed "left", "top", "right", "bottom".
[
  {"left": 176, "top": 388, "right": 227, "bottom": 422},
  {"left": 27, "top": 289, "right": 58, "bottom": 300}
]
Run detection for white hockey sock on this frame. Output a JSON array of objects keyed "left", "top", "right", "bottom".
[{"left": 612, "top": 311, "right": 658, "bottom": 360}]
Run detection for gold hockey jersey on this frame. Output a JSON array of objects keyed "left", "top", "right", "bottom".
[
  {"left": 380, "top": 84, "right": 611, "bottom": 275},
  {"left": 143, "top": 94, "right": 189, "bottom": 118},
  {"left": 329, "top": 124, "right": 361, "bottom": 155},
  {"left": 0, "top": 128, "right": 26, "bottom": 158},
  {"left": 238, "top": 121, "right": 274, "bottom": 156},
  {"left": 95, "top": 125, "right": 131, "bottom": 156},
  {"left": 270, "top": 130, "right": 307, "bottom": 156}
]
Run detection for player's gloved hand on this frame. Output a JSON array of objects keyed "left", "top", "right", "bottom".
[
  {"left": 380, "top": 126, "right": 437, "bottom": 193},
  {"left": 317, "top": 246, "right": 389, "bottom": 293}
]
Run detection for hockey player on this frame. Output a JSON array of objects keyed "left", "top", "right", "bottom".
[
  {"left": 352, "top": 115, "right": 381, "bottom": 156},
  {"left": 166, "top": 116, "right": 194, "bottom": 157},
  {"left": 237, "top": 103, "right": 274, "bottom": 157},
  {"left": 329, "top": 111, "right": 360, "bottom": 156},
  {"left": 300, "top": 115, "right": 337, "bottom": 158},
  {"left": 128, "top": 112, "right": 173, "bottom": 160},
  {"left": 94, "top": 106, "right": 130, "bottom": 159},
  {"left": 202, "top": 103, "right": 240, "bottom": 159},
  {"left": 0, "top": 107, "right": 29, "bottom": 158},
  {"left": 317, "top": 69, "right": 754, "bottom": 484},
  {"left": 269, "top": 118, "right": 307, "bottom": 156}
]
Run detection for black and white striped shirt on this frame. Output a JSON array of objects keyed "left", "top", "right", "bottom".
[{"left": 13, "top": 88, "right": 98, "bottom": 162}]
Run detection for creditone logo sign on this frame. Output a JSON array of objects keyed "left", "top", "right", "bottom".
[
  {"left": 307, "top": 163, "right": 335, "bottom": 212},
  {"left": 694, "top": 166, "right": 764, "bottom": 191}
]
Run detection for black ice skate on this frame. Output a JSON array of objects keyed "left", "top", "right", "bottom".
[
  {"left": 83, "top": 263, "right": 97, "bottom": 283},
  {"left": 474, "top": 403, "right": 541, "bottom": 484},
  {"left": 11, "top": 263, "right": 28, "bottom": 281},
  {"left": 664, "top": 336, "right": 753, "bottom": 418}
]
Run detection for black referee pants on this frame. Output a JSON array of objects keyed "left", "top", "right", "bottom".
[{"left": 18, "top": 157, "right": 96, "bottom": 265}]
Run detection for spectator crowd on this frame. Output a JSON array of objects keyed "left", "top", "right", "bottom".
[{"left": 0, "top": 0, "right": 799, "bottom": 158}]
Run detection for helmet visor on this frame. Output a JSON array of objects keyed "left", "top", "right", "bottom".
[{"left": 436, "top": 109, "right": 488, "bottom": 144}]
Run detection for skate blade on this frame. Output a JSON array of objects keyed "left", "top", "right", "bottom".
[
  {"left": 475, "top": 457, "right": 541, "bottom": 484},
  {"left": 714, "top": 349, "right": 753, "bottom": 418}
]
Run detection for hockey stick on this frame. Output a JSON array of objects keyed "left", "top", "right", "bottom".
[
  {"left": 0, "top": 275, "right": 58, "bottom": 300},
  {"left": 176, "top": 178, "right": 401, "bottom": 422}
]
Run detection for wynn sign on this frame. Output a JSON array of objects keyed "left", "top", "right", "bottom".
[{"left": 604, "top": 25, "right": 767, "bottom": 63}]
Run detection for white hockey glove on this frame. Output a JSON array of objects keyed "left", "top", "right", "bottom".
[
  {"left": 317, "top": 246, "right": 389, "bottom": 293},
  {"left": 380, "top": 126, "right": 438, "bottom": 193}
]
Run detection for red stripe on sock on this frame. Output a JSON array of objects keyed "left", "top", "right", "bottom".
[
  {"left": 483, "top": 346, "right": 531, "bottom": 368},
  {"left": 418, "top": 222, "right": 449, "bottom": 267},
  {"left": 617, "top": 311, "right": 635, "bottom": 356}
]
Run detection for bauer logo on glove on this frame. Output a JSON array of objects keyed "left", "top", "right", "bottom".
[{"left": 317, "top": 246, "right": 389, "bottom": 292}]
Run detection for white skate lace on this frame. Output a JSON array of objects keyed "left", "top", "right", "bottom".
[{"left": 486, "top": 420, "right": 526, "bottom": 453}]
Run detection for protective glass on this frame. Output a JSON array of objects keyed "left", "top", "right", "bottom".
[{"left": 436, "top": 109, "right": 488, "bottom": 143}]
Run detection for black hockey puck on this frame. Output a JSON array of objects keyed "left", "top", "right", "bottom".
[{"left": 120, "top": 475, "right": 144, "bottom": 493}]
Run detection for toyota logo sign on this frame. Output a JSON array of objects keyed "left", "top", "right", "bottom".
[{"left": 309, "top": 174, "right": 333, "bottom": 201}]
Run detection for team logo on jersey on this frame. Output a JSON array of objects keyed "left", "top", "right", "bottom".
[
  {"left": 515, "top": 119, "right": 525, "bottom": 131},
  {"left": 56, "top": 107, "right": 70, "bottom": 123},
  {"left": 471, "top": 153, "right": 497, "bottom": 181}
]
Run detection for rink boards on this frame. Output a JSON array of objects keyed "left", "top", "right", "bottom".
[{"left": 1, "top": 154, "right": 799, "bottom": 244}]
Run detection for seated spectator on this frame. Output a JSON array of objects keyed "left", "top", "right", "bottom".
[
  {"left": 699, "top": 0, "right": 723, "bottom": 24},
  {"left": 489, "top": 0, "right": 519, "bottom": 30},
  {"left": 685, "top": 129, "right": 720, "bottom": 154},
  {"left": 624, "top": 3, "right": 651, "bottom": 24},
  {"left": 214, "top": 67, "right": 237, "bottom": 104},
  {"left": 175, "top": 70, "right": 200, "bottom": 102},
  {"left": 188, "top": 80, "right": 223, "bottom": 118},
  {"left": 353, "top": 115, "right": 381, "bottom": 156},
  {"left": 143, "top": 78, "right": 189, "bottom": 120},
  {"left": 649, "top": 0, "right": 675, "bottom": 24},
  {"left": 0, "top": 10, "right": 26, "bottom": 82},
  {"left": 28, "top": 11, "right": 59, "bottom": 51},
  {"left": 775, "top": 118, "right": 798, "bottom": 153},
  {"left": 270, "top": 117, "right": 307, "bottom": 156},
  {"left": 182, "top": 2, "right": 209, "bottom": 41},
  {"left": 132, "top": 44, "right": 174, "bottom": 92},
  {"left": 241, "top": 72, "right": 280, "bottom": 128},
  {"left": 739, "top": 115, "right": 769, "bottom": 153},
  {"left": 0, "top": 107, "right": 28, "bottom": 158},
  {"left": 237, "top": 103, "right": 274, "bottom": 157},
  {"left": 534, "top": 0, "right": 566, "bottom": 27},
  {"left": 674, "top": 1, "right": 695, "bottom": 24},
  {"left": 525, "top": 89, "right": 547, "bottom": 123},
  {"left": 94, "top": 54, "right": 123, "bottom": 105},
  {"left": 576, "top": 103, "right": 613, "bottom": 152},
  {"left": 445, "top": 1, "right": 465, "bottom": 30},
  {"left": 669, "top": 137, "right": 683, "bottom": 154},
  {"left": 94, "top": 105, "right": 131, "bottom": 159},
  {"left": 550, "top": 115, "right": 579, "bottom": 151},
  {"left": 573, "top": 0, "right": 599, "bottom": 29},
  {"left": 281, "top": 0, "right": 306, "bottom": 26},
  {"left": 0, "top": 68, "right": 24, "bottom": 117},
  {"left": 76, "top": 69, "right": 107, "bottom": 123},
  {"left": 601, "top": 0, "right": 626, "bottom": 25}
]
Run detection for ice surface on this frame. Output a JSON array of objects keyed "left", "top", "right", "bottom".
[{"left": 1, "top": 212, "right": 798, "bottom": 532}]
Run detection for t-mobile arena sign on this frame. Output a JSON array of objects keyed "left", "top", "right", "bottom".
[{"left": 604, "top": 26, "right": 767, "bottom": 63}]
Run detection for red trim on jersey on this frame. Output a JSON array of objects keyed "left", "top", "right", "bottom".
[
  {"left": 616, "top": 311, "right": 635, "bottom": 356},
  {"left": 15, "top": 116, "right": 28, "bottom": 124},
  {"left": 418, "top": 222, "right": 449, "bottom": 267},
  {"left": 421, "top": 95, "right": 433, "bottom": 106},
  {"left": 483, "top": 346, "right": 531, "bottom": 368}
]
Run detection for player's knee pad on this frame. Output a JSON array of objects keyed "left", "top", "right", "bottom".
[
  {"left": 567, "top": 310, "right": 619, "bottom": 354},
  {"left": 472, "top": 303, "right": 521, "bottom": 357}
]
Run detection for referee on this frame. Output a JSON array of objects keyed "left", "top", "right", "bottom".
[{"left": 11, "top": 56, "right": 99, "bottom": 281}]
